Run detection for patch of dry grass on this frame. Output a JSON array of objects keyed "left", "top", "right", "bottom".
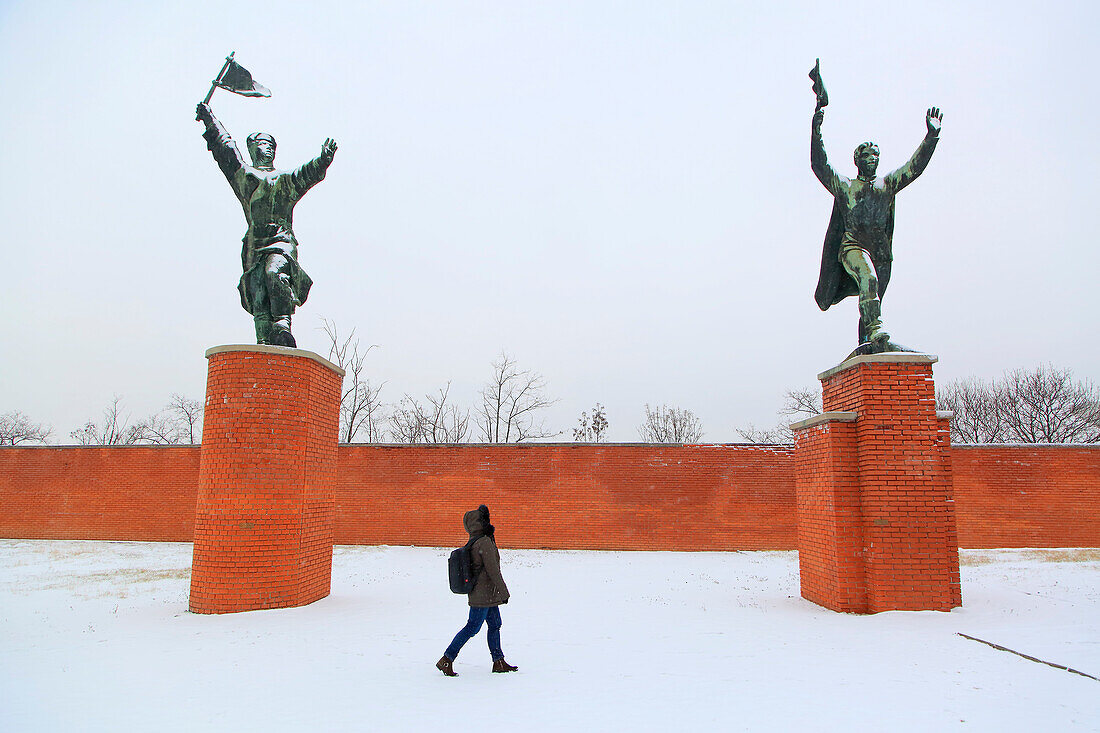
[
  {"left": 2, "top": 567, "right": 192, "bottom": 596},
  {"left": 960, "top": 548, "right": 1100, "bottom": 566}
]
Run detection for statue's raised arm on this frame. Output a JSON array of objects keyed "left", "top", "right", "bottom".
[
  {"left": 810, "top": 107, "right": 842, "bottom": 195},
  {"left": 885, "top": 107, "right": 942, "bottom": 193},
  {"left": 289, "top": 138, "right": 338, "bottom": 197},
  {"left": 196, "top": 102, "right": 246, "bottom": 186}
]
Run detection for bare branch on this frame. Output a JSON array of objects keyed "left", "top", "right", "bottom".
[
  {"left": 388, "top": 383, "right": 469, "bottom": 444},
  {"left": 936, "top": 377, "right": 1007, "bottom": 444},
  {"left": 477, "top": 352, "right": 559, "bottom": 442},
  {"left": 937, "top": 365, "right": 1100, "bottom": 444},
  {"left": 735, "top": 386, "right": 821, "bottom": 444},
  {"left": 126, "top": 394, "right": 205, "bottom": 445},
  {"left": 0, "top": 411, "right": 52, "bottom": 445},
  {"left": 778, "top": 388, "right": 822, "bottom": 419},
  {"left": 638, "top": 403, "right": 704, "bottom": 443},
  {"left": 71, "top": 396, "right": 144, "bottom": 445},
  {"left": 736, "top": 423, "right": 788, "bottom": 444},
  {"left": 997, "top": 365, "right": 1100, "bottom": 444},
  {"left": 321, "top": 318, "right": 387, "bottom": 443},
  {"left": 572, "top": 403, "right": 609, "bottom": 442},
  {"left": 167, "top": 393, "right": 204, "bottom": 445}
]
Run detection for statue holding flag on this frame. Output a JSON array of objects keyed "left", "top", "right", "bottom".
[
  {"left": 196, "top": 53, "right": 337, "bottom": 347},
  {"left": 808, "top": 58, "right": 942, "bottom": 356}
]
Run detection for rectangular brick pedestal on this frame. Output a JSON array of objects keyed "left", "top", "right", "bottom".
[
  {"left": 189, "top": 345, "right": 344, "bottom": 614},
  {"left": 792, "top": 354, "right": 961, "bottom": 613}
]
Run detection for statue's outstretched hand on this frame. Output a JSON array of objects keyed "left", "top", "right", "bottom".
[
  {"left": 813, "top": 108, "right": 825, "bottom": 129},
  {"left": 926, "top": 107, "right": 943, "bottom": 135},
  {"left": 196, "top": 102, "right": 213, "bottom": 123},
  {"left": 321, "top": 138, "right": 338, "bottom": 162}
]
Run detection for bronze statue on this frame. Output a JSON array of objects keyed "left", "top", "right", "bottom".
[
  {"left": 809, "top": 59, "right": 941, "bottom": 356},
  {"left": 196, "top": 57, "right": 336, "bottom": 347}
]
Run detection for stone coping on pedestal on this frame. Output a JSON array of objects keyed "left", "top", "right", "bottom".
[
  {"left": 817, "top": 352, "right": 938, "bottom": 381},
  {"left": 790, "top": 411, "right": 859, "bottom": 431},
  {"left": 204, "top": 344, "right": 345, "bottom": 377}
]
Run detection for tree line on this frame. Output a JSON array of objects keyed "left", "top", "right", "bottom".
[
  {"left": 322, "top": 320, "right": 704, "bottom": 444},
  {"left": 4, "top": 339, "right": 1095, "bottom": 447},
  {"left": 736, "top": 364, "right": 1100, "bottom": 445},
  {"left": 0, "top": 394, "right": 204, "bottom": 447},
  {"left": 2, "top": 320, "right": 704, "bottom": 446}
]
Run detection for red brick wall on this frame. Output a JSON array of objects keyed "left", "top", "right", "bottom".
[
  {"left": 0, "top": 445, "right": 199, "bottom": 541},
  {"left": 1, "top": 443, "right": 1097, "bottom": 549},
  {"left": 334, "top": 443, "right": 796, "bottom": 550},
  {"left": 952, "top": 445, "right": 1100, "bottom": 548}
]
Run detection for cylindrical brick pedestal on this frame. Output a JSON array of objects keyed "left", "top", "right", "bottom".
[
  {"left": 189, "top": 345, "right": 344, "bottom": 614},
  {"left": 792, "top": 353, "right": 962, "bottom": 613}
]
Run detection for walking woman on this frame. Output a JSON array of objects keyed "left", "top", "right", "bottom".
[{"left": 437, "top": 505, "right": 518, "bottom": 676}]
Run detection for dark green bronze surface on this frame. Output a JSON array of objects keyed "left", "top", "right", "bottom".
[
  {"left": 196, "top": 101, "right": 336, "bottom": 347},
  {"left": 808, "top": 60, "right": 941, "bottom": 358}
]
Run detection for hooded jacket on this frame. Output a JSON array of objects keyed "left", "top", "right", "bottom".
[{"left": 463, "top": 508, "right": 510, "bottom": 608}]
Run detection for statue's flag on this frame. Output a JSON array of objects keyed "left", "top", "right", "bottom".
[
  {"left": 215, "top": 58, "right": 271, "bottom": 98},
  {"left": 809, "top": 58, "right": 829, "bottom": 110},
  {"left": 203, "top": 52, "right": 271, "bottom": 105}
]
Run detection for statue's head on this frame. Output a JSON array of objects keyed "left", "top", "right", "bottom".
[
  {"left": 853, "top": 142, "right": 880, "bottom": 178},
  {"left": 246, "top": 132, "right": 277, "bottom": 168}
]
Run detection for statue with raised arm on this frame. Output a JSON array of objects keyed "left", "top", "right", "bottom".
[
  {"left": 196, "top": 100, "right": 337, "bottom": 347},
  {"left": 809, "top": 59, "right": 941, "bottom": 356}
]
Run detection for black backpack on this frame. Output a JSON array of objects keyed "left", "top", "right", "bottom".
[{"left": 448, "top": 536, "right": 479, "bottom": 594}]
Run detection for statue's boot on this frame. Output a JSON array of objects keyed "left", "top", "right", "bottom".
[
  {"left": 859, "top": 297, "right": 890, "bottom": 343},
  {"left": 253, "top": 315, "right": 273, "bottom": 345},
  {"left": 270, "top": 315, "right": 297, "bottom": 348}
]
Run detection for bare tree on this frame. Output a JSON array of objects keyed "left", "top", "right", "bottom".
[
  {"left": 477, "top": 353, "right": 559, "bottom": 442},
  {"left": 936, "top": 377, "right": 1007, "bottom": 444},
  {"left": 638, "top": 403, "right": 704, "bottom": 443},
  {"left": 0, "top": 411, "right": 52, "bottom": 445},
  {"left": 735, "top": 423, "right": 789, "bottom": 444},
  {"left": 389, "top": 383, "right": 470, "bottom": 443},
  {"left": 737, "top": 387, "right": 821, "bottom": 444},
  {"left": 322, "top": 319, "right": 387, "bottom": 442},
  {"left": 167, "top": 394, "right": 204, "bottom": 444},
  {"left": 135, "top": 394, "right": 204, "bottom": 445},
  {"left": 937, "top": 365, "right": 1100, "bottom": 444},
  {"left": 71, "top": 396, "right": 145, "bottom": 445},
  {"left": 998, "top": 365, "right": 1100, "bottom": 444},
  {"left": 572, "top": 403, "right": 609, "bottom": 442},
  {"left": 778, "top": 388, "right": 822, "bottom": 420}
]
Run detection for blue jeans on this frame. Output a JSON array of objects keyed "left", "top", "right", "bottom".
[{"left": 445, "top": 606, "right": 504, "bottom": 661}]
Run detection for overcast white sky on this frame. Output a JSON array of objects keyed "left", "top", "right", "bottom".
[{"left": 2, "top": 0, "right": 1097, "bottom": 442}]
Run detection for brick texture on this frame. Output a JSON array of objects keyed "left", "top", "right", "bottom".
[
  {"left": 1, "top": 444, "right": 1097, "bottom": 550},
  {"left": 0, "top": 445, "right": 199, "bottom": 540},
  {"left": 794, "top": 420, "right": 866, "bottom": 611},
  {"left": 952, "top": 445, "right": 1100, "bottom": 547},
  {"left": 794, "top": 358, "right": 963, "bottom": 613},
  {"left": 334, "top": 443, "right": 796, "bottom": 550},
  {"left": 188, "top": 348, "right": 342, "bottom": 614}
]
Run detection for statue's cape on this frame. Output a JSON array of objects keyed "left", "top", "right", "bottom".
[
  {"left": 813, "top": 200, "right": 893, "bottom": 311},
  {"left": 814, "top": 201, "right": 853, "bottom": 310}
]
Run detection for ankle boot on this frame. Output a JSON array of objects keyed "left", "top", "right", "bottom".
[
  {"left": 492, "top": 658, "right": 518, "bottom": 673},
  {"left": 436, "top": 656, "right": 457, "bottom": 677},
  {"left": 269, "top": 316, "right": 297, "bottom": 348},
  {"left": 253, "top": 315, "right": 273, "bottom": 345},
  {"left": 858, "top": 298, "right": 890, "bottom": 343}
]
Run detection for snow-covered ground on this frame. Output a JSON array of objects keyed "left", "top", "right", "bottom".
[{"left": 1, "top": 541, "right": 1097, "bottom": 732}]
